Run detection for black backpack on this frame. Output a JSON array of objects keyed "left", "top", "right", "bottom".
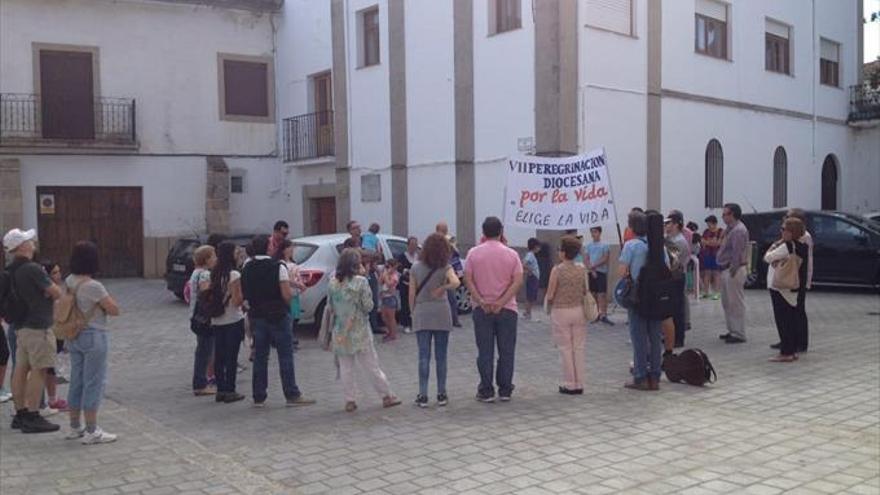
[
  {"left": 663, "top": 349, "right": 717, "bottom": 386},
  {"left": 0, "top": 262, "right": 28, "bottom": 325},
  {"left": 636, "top": 263, "right": 676, "bottom": 320}
]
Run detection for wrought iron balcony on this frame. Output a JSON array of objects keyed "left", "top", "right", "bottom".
[
  {"left": 0, "top": 93, "right": 136, "bottom": 147},
  {"left": 283, "top": 110, "right": 334, "bottom": 162},
  {"left": 848, "top": 84, "right": 880, "bottom": 124}
]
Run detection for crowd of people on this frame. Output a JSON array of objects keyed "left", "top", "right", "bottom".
[{"left": 0, "top": 202, "right": 815, "bottom": 442}]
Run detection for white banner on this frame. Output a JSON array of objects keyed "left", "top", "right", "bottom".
[{"left": 504, "top": 148, "right": 618, "bottom": 230}]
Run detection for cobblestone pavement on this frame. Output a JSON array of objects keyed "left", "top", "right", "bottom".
[{"left": 1, "top": 279, "right": 878, "bottom": 495}]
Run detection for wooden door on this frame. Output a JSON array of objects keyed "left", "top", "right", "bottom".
[
  {"left": 311, "top": 197, "right": 336, "bottom": 235},
  {"left": 313, "top": 73, "right": 333, "bottom": 156},
  {"left": 36, "top": 187, "right": 143, "bottom": 277},
  {"left": 39, "top": 50, "right": 95, "bottom": 139}
]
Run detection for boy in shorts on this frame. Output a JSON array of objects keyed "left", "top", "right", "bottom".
[{"left": 586, "top": 227, "right": 614, "bottom": 325}]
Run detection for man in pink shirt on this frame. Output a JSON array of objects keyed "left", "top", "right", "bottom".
[{"left": 464, "top": 217, "right": 524, "bottom": 402}]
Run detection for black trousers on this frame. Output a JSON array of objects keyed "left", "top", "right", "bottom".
[
  {"left": 770, "top": 291, "right": 798, "bottom": 356},
  {"left": 213, "top": 320, "right": 245, "bottom": 393},
  {"left": 672, "top": 278, "right": 687, "bottom": 348},
  {"left": 794, "top": 291, "right": 808, "bottom": 351}
]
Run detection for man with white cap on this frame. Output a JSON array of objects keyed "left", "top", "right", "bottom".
[{"left": 2, "top": 228, "right": 63, "bottom": 433}]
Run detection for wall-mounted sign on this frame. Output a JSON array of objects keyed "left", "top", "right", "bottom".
[{"left": 39, "top": 194, "right": 55, "bottom": 215}]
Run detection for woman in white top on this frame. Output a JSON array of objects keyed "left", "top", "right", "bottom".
[
  {"left": 763, "top": 218, "right": 809, "bottom": 363},
  {"left": 209, "top": 241, "right": 246, "bottom": 403},
  {"left": 274, "top": 240, "right": 307, "bottom": 350}
]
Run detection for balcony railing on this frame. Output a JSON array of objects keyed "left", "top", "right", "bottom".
[
  {"left": 283, "top": 110, "right": 334, "bottom": 162},
  {"left": 0, "top": 93, "right": 136, "bottom": 146},
  {"left": 848, "top": 84, "right": 880, "bottom": 123}
]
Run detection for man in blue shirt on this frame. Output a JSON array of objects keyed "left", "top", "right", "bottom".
[{"left": 585, "top": 226, "right": 613, "bottom": 325}]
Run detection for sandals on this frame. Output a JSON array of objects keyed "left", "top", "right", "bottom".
[{"left": 768, "top": 354, "right": 797, "bottom": 363}]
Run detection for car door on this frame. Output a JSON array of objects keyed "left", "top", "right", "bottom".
[{"left": 809, "top": 214, "right": 879, "bottom": 285}]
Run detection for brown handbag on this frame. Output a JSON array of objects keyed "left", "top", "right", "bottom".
[{"left": 771, "top": 253, "right": 802, "bottom": 290}]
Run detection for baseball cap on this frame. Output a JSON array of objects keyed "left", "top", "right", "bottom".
[{"left": 3, "top": 228, "right": 36, "bottom": 253}]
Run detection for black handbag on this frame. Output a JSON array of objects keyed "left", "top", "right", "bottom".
[{"left": 614, "top": 276, "right": 638, "bottom": 310}]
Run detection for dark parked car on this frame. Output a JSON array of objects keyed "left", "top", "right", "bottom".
[
  {"left": 165, "top": 234, "right": 254, "bottom": 300},
  {"left": 742, "top": 210, "right": 880, "bottom": 289}
]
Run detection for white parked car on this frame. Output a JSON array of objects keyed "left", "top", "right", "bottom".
[{"left": 292, "top": 233, "right": 471, "bottom": 326}]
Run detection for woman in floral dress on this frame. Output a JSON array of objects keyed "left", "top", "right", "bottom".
[{"left": 328, "top": 248, "right": 402, "bottom": 412}]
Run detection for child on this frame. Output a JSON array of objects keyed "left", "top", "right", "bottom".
[
  {"left": 362, "top": 223, "right": 380, "bottom": 252},
  {"left": 379, "top": 259, "right": 401, "bottom": 342},
  {"left": 522, "top": 238, "right": 541, "bottom": 321},
  {"left": 585, "top": 227, "right": 614, "bottom": 325},
  {"left": 362, "top": 252, "right": 383, "bottom": 335},
  {"left": 41, "top": 260, "right": 69, "bottom": 412}
]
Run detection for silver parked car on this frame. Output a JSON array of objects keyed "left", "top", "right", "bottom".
[{"left": 293, "top": 233, "right": 471, "bottom": 326}]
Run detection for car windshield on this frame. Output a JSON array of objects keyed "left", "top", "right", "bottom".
[
  {"left": 292, "top": 243, "right": 318, "bottom": 264},
  {"left": 170, "top": 239, "right": 199, "bottom": 259},
  {"left": 833, "top": 212, "right": 880, "bottom": 234}
]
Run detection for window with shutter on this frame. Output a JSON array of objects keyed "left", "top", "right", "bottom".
[
  {"left": 819, "top": 38, "right": 840, "bottom": 87},
  {"left": 585, "top": 0, "right": 633, "bottom": 36},
  {"left": 218, "top": 54, "right": 274, "bottom": 122},
  {"left": 765, "top": 19, "right": 791, "bottom": 75},
  {"left": 695, "top": 0, "right": 728, "bottom": 59}
]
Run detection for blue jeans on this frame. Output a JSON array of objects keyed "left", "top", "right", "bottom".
[
  {"left": 627, "top": 308, "right": 663, "bottom": 383},
  {"left": 252, "top": 316, "right": 301, "bottom": 403},
  {"left": 67, "top": 327, "right": 109, "bottom": 411},
  {"left": 213, "top": 320, "right": 244, "bottom": 393},
  {"left": 192, "top": 331, "right": 214, "bottom": 390},
  {"left": 472, "top": 308, "right": 517, "bottom": 397},
  {"left": 416, "top": 330, "right": 449, "bottom": 397}
]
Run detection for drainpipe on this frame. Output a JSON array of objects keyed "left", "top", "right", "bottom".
[{"left": 811, "top": 0, "right": 817, "bottom": 207}]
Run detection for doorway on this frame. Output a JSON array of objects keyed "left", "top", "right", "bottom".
[{"left": 821, "top": 155, "right": 839, "bottom": 211}]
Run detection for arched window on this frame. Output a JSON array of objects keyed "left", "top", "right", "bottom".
[
  {"left": 773, "top": 147, "right": 788, "bottom": 208},
  {"left": 821, "top": 155, "right": 839, "bottom": 211},
  {"left": 705, "top": 139, "right": 723, "bottom": 208}
]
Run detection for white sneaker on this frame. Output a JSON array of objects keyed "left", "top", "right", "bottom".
[
  {"left": 65, "top": 426, "right": 86, "bottom": 440},
  {"left": 0, "top": 388, "right": 12, "bottom": 403},
  {"left": 40, "top": 407, "right": 59, "bottom": 417},
  {"left": 403, "top": 327, "right": 412, "bottom": 334},
  {"left": 81, "top": 428, "right": 117, "bottom": 445}
]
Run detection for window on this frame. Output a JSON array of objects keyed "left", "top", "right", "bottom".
[
  {"left": 230, "top": 175, "right": 244, "bottom": 194},
  {"left": 765, "top": 19, "right": 791, "bottom": 75},
  {"left": 705, "top": 139, "right": 724, "bottom": 208},
  {"left": 359, "top": 7, "right": 380, "bottom": 67},
  {"left": 695, "top": 0, "right": 728, "bottom": 59},
  {"left": 820, "top": 38, "right": 840, "bottom": 87},
  {"left": 585, "top": 0, "right": 634, "bottom": 36},
  {"left": 773, "top": 147, "right": 787, "bottom": 208},
  {"left": 490, "top": 0, "right": 521, "bottom": 35},
  {"left": 386, "top": 240, "right": 408, "bottom": 260},
  {"left": 218, "top": 54, "right": 274, "bottom": 122}
]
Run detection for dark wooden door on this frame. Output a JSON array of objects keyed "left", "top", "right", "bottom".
[
  {"left": 313, "top": 73, "right": 333, "bottom": 156},
  {"left": 821, "top": 156, "right": 838, "bottom": 211},
  {"left": 40, "top": 50, "right": 95, "bottom": 139},
  {"left": 37, "top": 187, "right": 143, "bottom": 277},
  {"left": 311, "top": 197, "right": 336, "bottom": 235}
]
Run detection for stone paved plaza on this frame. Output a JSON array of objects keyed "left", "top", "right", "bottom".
[{"left": 1, "top": 280, "right": 878, "bottom": 495}]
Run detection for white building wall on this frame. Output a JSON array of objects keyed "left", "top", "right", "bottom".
[
  {"left": 276, "top": 0, "right": 334, "bottom": 121},
  {"left": 0, "top": 0, "right": 277, "bottom": 155},
  {"left": 473, "top": 0, "right": 536, "bottom": 247},
  {"left": 404, "top": 1, "right": 457, "bottom": 240},
  {"left": 227, "top": 158, "right": 282, "bottom": 235},
  {"left": 346, "top": 0, "right": 392, "bottom": 231},
  {"left": 848, "top": 127, "right": 880, "bottom": 214},
  {"left": 580, "top": 0, "right": 649, "bottom": 226},
  {"left": 16, "top": 156, "right": 205, "bottom": 237}
]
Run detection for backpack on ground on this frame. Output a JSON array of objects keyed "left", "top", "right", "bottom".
[
  {"left": 0, "top": 263, "right": 28, "bottom": 325},
  {"left": 54, "top": 280, "right": 99, "bottom": 340},
  {"left": 662, "top": 349, "right": 717, "bottom": 386}
]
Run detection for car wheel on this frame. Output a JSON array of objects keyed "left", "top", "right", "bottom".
[{"left": 455, "top": 285, "right": 472, "bottom": 315}]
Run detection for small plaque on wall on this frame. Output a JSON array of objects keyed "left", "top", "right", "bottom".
[
  {"left": 361, "top": 174, "right": 381, "bottom": 202},
  {"left": 39, "top": 194, "right": 55, "bottom": 215}
]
